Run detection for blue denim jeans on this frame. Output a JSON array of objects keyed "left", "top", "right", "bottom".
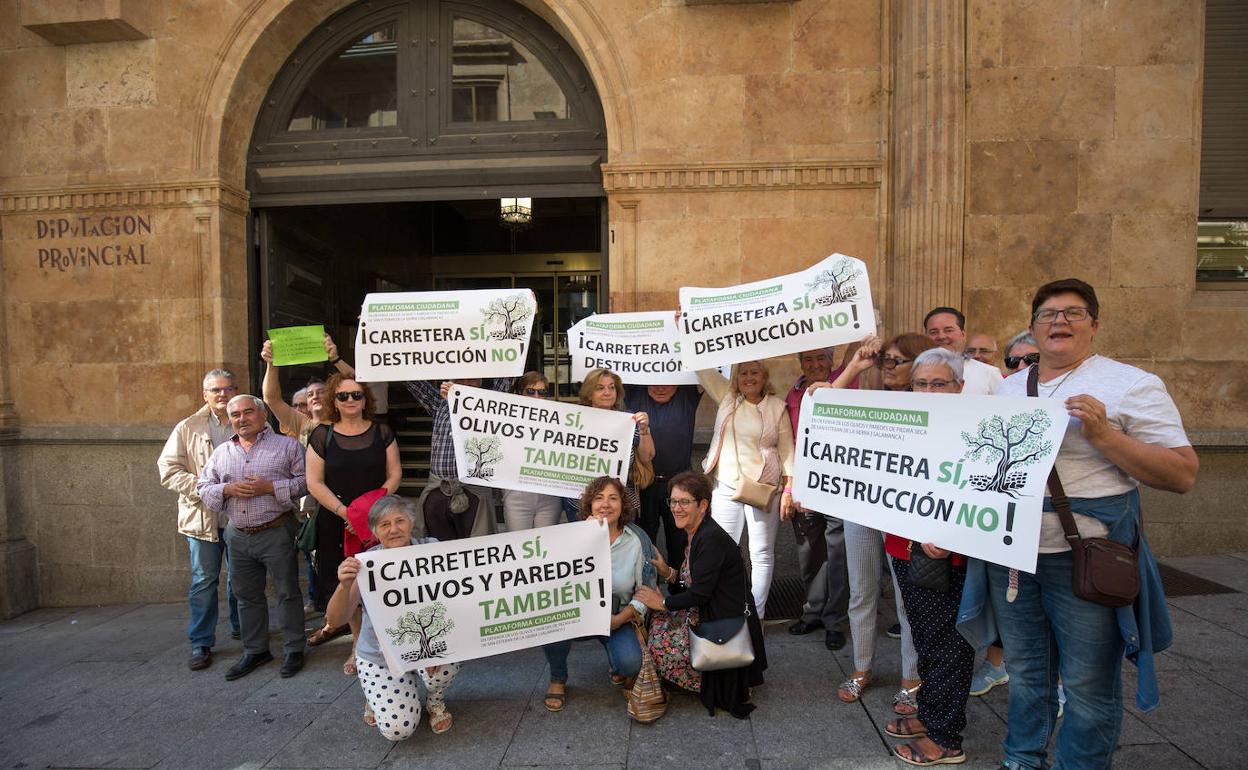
[
  {"left": 988, "top": 553, "right": 1125, "bottom": 769},
  {"left": 543, "top": 625, "right": 644, "bottom": 684},
  {"left": 186, "top": 531, "right": 240, "bottom": 650}
]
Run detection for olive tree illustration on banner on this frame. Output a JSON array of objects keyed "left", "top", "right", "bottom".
[
  {"left": 482, "top": 294, "right": 533, "bottom": 340},
  {"left": 388, "top": 603, "right": 455, "bottom": 662},
  {"left": 960, "top": 410, "right": 1054, "bottom": 497},
  {"left": 464, "top": 436, "right": 502, "bottom": 479},
  {"left": 804, "top": 257, "right": 862, "bottom": 304}
]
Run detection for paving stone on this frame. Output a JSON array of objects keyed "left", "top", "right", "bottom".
[
  {"left": 1110, "top": 743, "right": 1205, "bottom": 770},
  {"left": 0, "top": 702, "right": 145, "bottom": 769},
  {"left": 243, "top": 651, "right": 357, "bottom": 705},
  {"left": 626, "top": 692, "right": 756, "bottom": 768},
  {"left": 1161, "top": 554, "right": 1248, "bottom": 593},
  {"left": 265, "top": 689, "right": 394, "bottom": 768},
  {"left": 1168, "top": 592, "right": 1248, "bottom": 639},
  {"left": 43, "top": 696, "right": 236, "bottom": 769},
  {"left": 442, "top": 645, "right": 546, "bottom": 701},
  {"left": 1154, "top": 605, "right": 1247, "bottom": 672},
  {"left": 150, "top": 702, "right": 323, "bottom": 770},
  {"left": 500, "top": 675, "right": 631, "bottom": 766},
  {"left": 381, "top": 697, "right": 526, "bottom": 769},
  {"left": 1132, "top": 669, "right": 1247, "bottom": 769}
]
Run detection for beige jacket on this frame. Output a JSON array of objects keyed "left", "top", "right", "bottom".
[
  {"left": 698, "top": 368, "right": 795, "bottom": 486},
  {"left": 157, "top": 404, "right": 222, "bottom": 541}
]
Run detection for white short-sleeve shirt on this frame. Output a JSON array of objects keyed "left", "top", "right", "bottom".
[
  {"left": 961, "top": 358, "right": 1004, "bottom": 396},
  {"left": 997, "top": 355, "right": 1191, "bottom": 552}
]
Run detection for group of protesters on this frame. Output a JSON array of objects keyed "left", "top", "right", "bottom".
[{"left": 157, "top": 276, "right": 1197, "bottom": 768}]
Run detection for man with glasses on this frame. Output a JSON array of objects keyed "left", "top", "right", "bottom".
[
  {"left": 964, "top": 334, "right": 999, "bottom": 369},
  {"left": 157, "top": 368, "right": 243, "bottom": 671},
  {"left": 783, "top": 347, "right": 857, "bottom": 650},
  {"left": 923, "top": 307, "right": 1004, "bottom": 396}
]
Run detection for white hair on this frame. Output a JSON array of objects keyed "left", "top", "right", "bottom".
[
  {"left": 226, "top": 394, "right": 266, "bottom": 413},
  {"left": 368, "top": 495, "right": 419, "bottom": 532},
  {"left": 1005, "top": 330, "right": 1037, "bottom": 357},
  {"left": 203, "top": 368, "right": 236, "bottom": 388},
  {"left": 292, "top": 387, "right": 309, "bottom": 403},
  {"left": 912, "top": 348, "right": 964, "bottom": 383}
]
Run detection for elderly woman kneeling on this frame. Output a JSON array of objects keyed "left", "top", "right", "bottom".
[
  {"left": 883, "top": 348, "right": 977, "bottom": 766},
  {"left": 327, "top": 495, "right": 460, "bottom": 740}
]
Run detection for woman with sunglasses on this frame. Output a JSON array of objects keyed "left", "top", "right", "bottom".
[
  {"left": 806, "top": 332, "right": 935, "bottom": 719},
  {"left": 1001, "top": 331, "right": 1039, "bottom": 374},
  {"left": 502, "top": 372, "right": 564, "bottom": 531},
  {"left": 304, "top": 373, "right": 402, "bottom": 673}
]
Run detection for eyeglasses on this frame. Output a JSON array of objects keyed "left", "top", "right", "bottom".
[
  {"left": 525, "top": 387, "right": 550, "bottom": 397},
  {"left": 667, "top": 498, "right": 698, "bottom": 510},
  {"left": 1004, "top": 352, "right": 1040, "bottom": 370},
  {"left": 913, "top": 379, "right": 955, "bottom": 390},
  {"left": 335, "top": 391, "right": 366, "bottom": 402},
  {"left": 874, "top": 355, "right": 911, "bottom": 370},
  {"left": 963, "top": 348, "right": 995, "bottom": 358},
  {"left": 205, "top": 386, "right": 238, "bottom": 395},
  {"left": 1033, "top": 307, "right": 1091, "bottom": 324}
]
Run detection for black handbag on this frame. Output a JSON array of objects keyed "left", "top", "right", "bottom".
[
  {"left": 906, "top": 542, "right": 951, "bottom": 592},
  {"left": 1027, "top": 366, "right": 1140, "bottom": 608}
]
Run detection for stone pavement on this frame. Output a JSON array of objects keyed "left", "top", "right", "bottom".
[{"left": 1, "top": 553, "right": 1244, "bottom": 770}]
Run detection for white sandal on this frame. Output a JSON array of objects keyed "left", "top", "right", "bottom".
[{"left": 428, "top": 706, "right": 453, "bottom": 734}]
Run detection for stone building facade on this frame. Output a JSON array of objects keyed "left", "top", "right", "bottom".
[{"left": 0, "top": 0, "right": 1243, "bottom": 615}]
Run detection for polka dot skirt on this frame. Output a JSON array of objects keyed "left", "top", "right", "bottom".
[{"left": 356, "top": 657, "right": 461, "bottom": 741}]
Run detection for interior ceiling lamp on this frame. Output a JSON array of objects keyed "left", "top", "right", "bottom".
[{"left": 499, "top": 197, "right": 533, "bottom": 230}]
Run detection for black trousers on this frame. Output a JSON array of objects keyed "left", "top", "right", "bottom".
[
  {"left": 637, "top": 476, "right": 687, "bottom": 568},
  {"left": 892, "top": 557, "right": 975, "bottom": 751}
]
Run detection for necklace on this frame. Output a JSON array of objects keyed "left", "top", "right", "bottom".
[{"left": 1037, "top": 355, "right": 1092, "bottom": 396}]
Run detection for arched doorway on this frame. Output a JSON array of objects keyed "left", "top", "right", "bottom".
[{"left": 247, "top": 0, "right": 607, "bottom": 493}]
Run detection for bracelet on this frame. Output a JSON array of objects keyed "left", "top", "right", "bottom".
[{"left": 328, "top": 356, "right": 341, "bottom": 365}]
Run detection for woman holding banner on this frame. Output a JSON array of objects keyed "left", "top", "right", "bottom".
[
  {"left": 328, "top": 495, "right": 460, "bottom": 739},
  {"left": 502, "top": 372, "right": 564, "bottom": 531},
  {"left": 697, "top": 362, "right": 793, "bottom": 619},
  {"left": 959, "top": 279, "right": 1196, "bottom": 770},
  {"left": 541, "top": 476, "right": 658, "bottom": 712},
  {"left": 808, "top": 333, "right": 932, "bottom": 717},
  {"left": 872, "top": 347, "right": 977, "bottom": 766},
  {"left": 305, "top": 374, "right": 402, "bottom": 673},
  {"left": 565, "top": 369, "right": 654, "bottom": 519},
  {"left": 637, "top": 471, "right": 767, "bottom": 719}
]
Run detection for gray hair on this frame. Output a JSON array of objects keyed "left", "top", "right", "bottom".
[
  {"left": 226, "top": 394, "right": 266, "bottom": 413},
  {"left": 1004, "top": 330, "right": 1037, "bottom": 357},
  {"left": 292, "top": 387, "right": 309, "bottom": 403},
  {"left": 203, "top": 368, "right": 236, "bottom": 388},
  {"left": 795, "top": 347, "right": 835, "bottom": 361},
  {"left": 368, "top": 494, "right": 420, "bottom": 532},
  {"left": 912, "top": 348, "right": 964, "bottom": 383}
]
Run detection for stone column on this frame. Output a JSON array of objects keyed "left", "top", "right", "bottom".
[{"left": 887, "top": 0, "right": 966, "bottom": 334}]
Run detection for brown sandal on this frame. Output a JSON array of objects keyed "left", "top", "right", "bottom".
[
  {"left": 893, "top": 741, "right": 966, "bottom": 766},
  {"left": 885, "top": 717, "right": 928, "bottom": 739},
  {"left": 307, "top": 624, "right": 350, "bottom": 646}
]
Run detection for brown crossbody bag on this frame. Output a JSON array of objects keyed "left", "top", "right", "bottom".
[{"left": 1028, "top": 365, "right": 1140, "bottom": 608}]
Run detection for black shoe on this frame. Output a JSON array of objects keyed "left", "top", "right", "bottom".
[
  {"left": 230, "top": 629, "right": 242, "bottom": 640},
  {"left": 788, "top": 619, "right": 824, "bottom": 636},
  {"left": 824, "top": 629, "right": 847, "bottom": 651},
  {"left": 886, "top": 623, "right": 903, "bottom": 639},
  {"left": 188, "top": 647, "right": 212, "bottom": 671},
  {"left": 279, "top": 652, "right": 305, "bottom": 678},
  {"left": 224, "top": 651, "right": 273, "bottom": 681}
]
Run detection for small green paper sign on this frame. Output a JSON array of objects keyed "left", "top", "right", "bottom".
[{"left": 268, "top": 325, "right": 327, "bottom": 366}]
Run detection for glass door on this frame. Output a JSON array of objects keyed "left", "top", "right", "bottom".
[{"left": 433, "top": 271, "right": 599, "bottom": 399}]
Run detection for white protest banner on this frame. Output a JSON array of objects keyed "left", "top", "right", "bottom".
[
  {"left": 793, "top": 388, "right": 1067, "bottom": 572},
  {"left": 357, "top": 521, "right": 611, "bottom": 671},
  {"left": 678, "top": 253, "right": 876, "bottom": 370},
  {"left": 354, "top": 289, "right": 536, "bottom": 381},
  {"left": 567, "top": 311, "right": 699, "bottom": 385},
  {"left": 449, "top": 384, "right": 636, "bottom": 497}
]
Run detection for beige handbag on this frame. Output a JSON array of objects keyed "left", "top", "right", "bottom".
[{"left": 729, "top": 404, "right": 777, "bottom": 509}]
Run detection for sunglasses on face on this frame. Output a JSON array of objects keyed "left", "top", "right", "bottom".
[
  {"left": 1004, "top": 352, "right": 1041, "bottom": 369},
  {"left": 525, "top": 387, "right": 550, "bottom": 396},
  {"left": 874, "top": 355, "right": 911, "bottom": 370},
  {"left": 335, "top": 391, "right": 366, "bottom": 402}
]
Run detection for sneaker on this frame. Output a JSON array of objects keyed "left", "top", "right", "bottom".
[
  {"left": 969, "top": 660, "right": 1009, "bottom": 696},
  {"left": 1057, "top": 683, "right": 1066, "bottom": 719}
]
